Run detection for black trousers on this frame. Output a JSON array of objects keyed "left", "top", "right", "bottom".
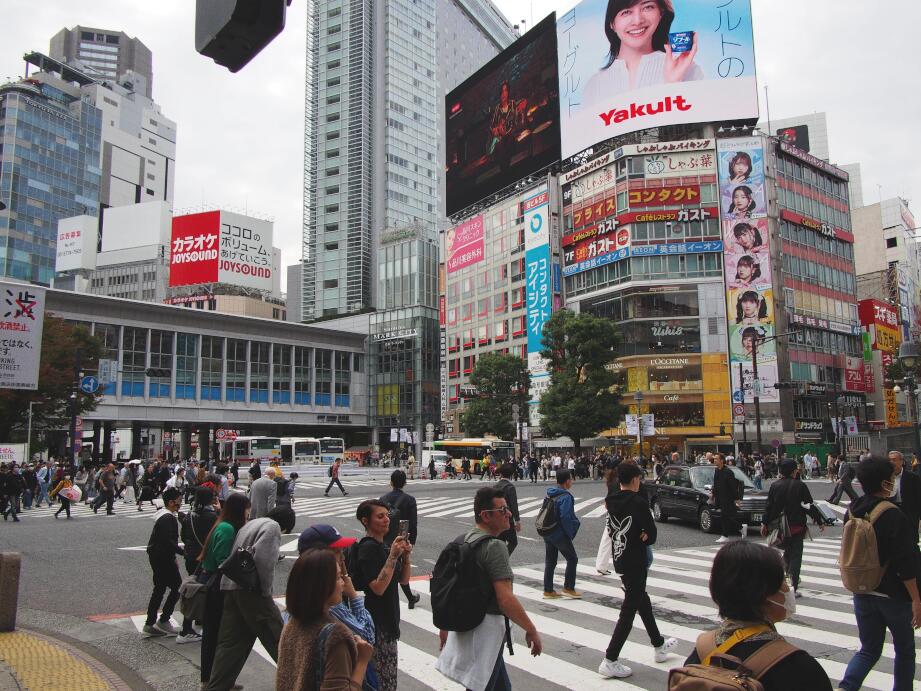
[
  {"left": 146, "top": 558, "right": 181, "bottom": 626},
  {"left": 93, "top": 489, "right": 114, "bottom": 513},
  {"left": 325, "top": 477, "right": 346, "bottom": 495},
  {"left": 720, "top": 502, "right": 741, "bottom": 537},
  {"left": 201, "top": 584, "right": 224, "bottom": 683},
  {"left": 605, "top": 569, "right": 664, "bottom": 661},
  {"left": 499, "top": 526, "right": 519, "bottom": 556},
  {"left": 55, "top": 497, "right": 71, "bottom": 518},
  {"left": 781, "top": 534, "right": 805, "bottom": 590},
  {"left": 829, "top": 480, "right": 858, "bottom": 504}
]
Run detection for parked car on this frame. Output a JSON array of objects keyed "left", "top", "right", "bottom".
[{"left": 645, "top": 464, "right": 768, "bottom": 533}]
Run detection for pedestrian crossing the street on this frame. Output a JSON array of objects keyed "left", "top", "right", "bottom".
[{"left": 100, "top": 535, "right": 906, "bottom": 690}]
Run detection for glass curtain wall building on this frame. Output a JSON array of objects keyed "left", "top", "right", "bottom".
[
  {"left": 0, "top": 70, "right": 101, "bottom": 284},
  {"left": 301, "top": 0, "right": 516, "bottom": 320}
]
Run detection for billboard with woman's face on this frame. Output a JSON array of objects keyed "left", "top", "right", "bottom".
[{"left": 557, "top": 0, "right": 758, "bottom": 159}]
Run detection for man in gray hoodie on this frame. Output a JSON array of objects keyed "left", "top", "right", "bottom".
[{"left": 203, "top": 505, "right": 296, "bottom": 691}]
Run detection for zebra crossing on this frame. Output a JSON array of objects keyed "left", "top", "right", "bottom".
[{"left": 102, "top": 535, "right": 909, "bottom": 690}]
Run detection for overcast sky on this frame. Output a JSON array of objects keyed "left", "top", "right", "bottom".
[{"left": 2, "top": 0, "right": 919, "bottom": 292}]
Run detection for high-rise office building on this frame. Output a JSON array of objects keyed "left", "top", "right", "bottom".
[
  {"left": 0, "top": 56, "right": 102, "bottom": 284},
  {"left": 49, "top": 26, "right": 154, "bottom": 98},
  {"left": 301, "top": 0, "right": 517, "bottom": 321}
]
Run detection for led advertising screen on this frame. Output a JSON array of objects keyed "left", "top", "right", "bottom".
[
  {"left": 557, "top": 0, "right": 758, "bottom": 158},
  {"left": 445, "top": 14, "right": 561, "bottom": 217}
]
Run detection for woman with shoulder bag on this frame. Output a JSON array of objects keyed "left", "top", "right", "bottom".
[
  {"left": 676, "top": 540, "right": 832, "bottom": 690},
  {"left": 277, "top": 549, "right": 374, "bottom": 691},
  {"left": 198, "top": 492, "right": 250, "bottom": 687}
]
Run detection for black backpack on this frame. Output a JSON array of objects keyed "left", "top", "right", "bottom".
[
  {"left": 534, "top": 495, "right": 562, "bottom": 536},
  {"left": 430, "top": 533, "right": 497, "bottom": 632},
  {"left": 344, "top": 536, "right": 377, "bottom": 591}
]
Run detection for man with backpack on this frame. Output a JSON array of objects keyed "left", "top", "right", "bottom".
[
  {"left": 599, "top": 463, "right": 677, "bottom": 679},
  {"left": 325, "top": 458, "right": 348, "bottom": 496},
  {"left": 838, "top": 458, "right": 921, "bottom": 691},
  {"left": 379, "top": 470, "right": 421, "bottom": 608},
  {"left": 761, "top": 459, "right": 825, "bottom": 597},
  {"left": 538, "top": 469, "right": 581, "bottom": 599},
  {"left": 434, "top": 487, "right": 542, "bottom": 690},
  {"left": 494, "top": 463, "right": 521, "bottom": 556}
]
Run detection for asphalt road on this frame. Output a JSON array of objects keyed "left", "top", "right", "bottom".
[{"left": 3, "top": 474, "right": 845, "bottom": 618}]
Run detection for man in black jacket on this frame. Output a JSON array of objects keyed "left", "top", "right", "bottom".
[
  {"left": 712, "top": 453, "right": 742, "bottom": 543},
  {"left": 495, "top": 463, "right": 521, "bottom": 555},
  {"left": 839, "top": 459, "right": 921, "bottom": 691},
  {"left": 888, "top": 451, "right": 921, "bottom": 547},
  {"left": 142, "top": 488, "right": 187, "bottom": 638},
  {"left": 598, "top": 463, "right": 676, "bottom": 679},
  {"left": 761, "top": 460, "right": 825, "bottom": 595},
  {"left": 380, "top": 470, "right": 421, "bottom": 608},
  {"left": 829, "top": 456, "right": 859, "bottom": 505},
  {"left": 1, "top": 464, "right": 24, "bottom": 522}
]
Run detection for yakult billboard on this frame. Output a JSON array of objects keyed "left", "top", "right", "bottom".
[
  {"left": 557, "top": 0, "right": 758, "bottom": 158},
  {"left": 169, "top": 211, "right": 274, "bottom": 291}
]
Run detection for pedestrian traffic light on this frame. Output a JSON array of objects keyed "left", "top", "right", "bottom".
[
  {"left": 145, "top": 368, "right": 171, "bottom": 378},
  {"left": 195, "top": 0, "right": 291, "bottom": 73}
]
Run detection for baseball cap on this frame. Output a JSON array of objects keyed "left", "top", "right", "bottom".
[{"left": 297, "top": 524, "right": 357, "bottom": 553}]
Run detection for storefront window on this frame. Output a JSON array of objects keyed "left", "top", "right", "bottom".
[{"left": 648, "top": 401, "right": 705, "bottom": 427}]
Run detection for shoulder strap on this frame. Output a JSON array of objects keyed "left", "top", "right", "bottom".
[
  {"left": 740, "top": 638, "right": 799, "bottom": 679},
  {"left": 694, "top": 630, "right": 718, "bottom": 665},
  {"left": 313, "top": 622, "right": 337, "bottom": 691},
  {"left": 867, "top": 500, "right": 897, "bottom": 524},
  {"left": 697, "top": 625, "right": 770, "bottom": 666}
]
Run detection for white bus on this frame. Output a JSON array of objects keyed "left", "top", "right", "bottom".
[
  {"left": 433, "top": 438, "right": 516, "bottom": 465},
  {"left": 280, "top": 437, "right": 322, "bottom": 465},
  {"left": 218, "top": 436, "right": 281, "bottom": 464},
  {"left": 318, "top": 437, "right": 346, "bottom": 464}
]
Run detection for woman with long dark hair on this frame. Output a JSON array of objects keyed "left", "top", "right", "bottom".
[
  {"left": 198, "top": 492, "right": 250, "bottom": 687},
  {"left": 582, "top": 0, "right": 703, "bottom": 102},
  {"left": 276, "top": 549, "right": 374, "bottom": 690}
]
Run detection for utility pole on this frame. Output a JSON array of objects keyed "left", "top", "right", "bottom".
[
  {"left": 634, "top": 391, "right": 645, "bottom": 463},
  {"left": 752, "top": 338, "right": 763, "bottom": 454},
  {"left": 738, "top": 361, "right": 748, "bottom": 449},
  {"left": 70, "top": 350, "right": 82, "bottom": 467}
]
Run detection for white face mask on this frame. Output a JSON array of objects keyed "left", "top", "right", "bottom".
[{"left": 766, "top": 587, "right": 796, "bottom": 618}]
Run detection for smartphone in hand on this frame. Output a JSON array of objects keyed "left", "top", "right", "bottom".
[{"left": 399, "top": 519, "right": 409, "bottom": 539}]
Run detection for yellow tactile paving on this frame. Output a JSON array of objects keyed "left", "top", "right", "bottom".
[{"left": 0, "top": 631, "right": 112, "bottom": 690}]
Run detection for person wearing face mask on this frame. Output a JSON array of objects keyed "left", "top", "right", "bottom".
[
  {"left": 839, "top": 458, "right": 921, "bottom": 691},
  {"left": 683, "top": 540, "right": 832, "bottom": 689}
]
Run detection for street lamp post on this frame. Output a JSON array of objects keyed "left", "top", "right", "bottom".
[
  {"left": 634, "top": 391, "right": 644, "bottom": 463},
  {"left": 26, "top": 401, "right": 41, "bottom": 466},
  {"left": 748, "top": 330, "right": 800, "bottom": 454},
  {"left": 897, "top": 341, "right": 921, "bottom": 459}
]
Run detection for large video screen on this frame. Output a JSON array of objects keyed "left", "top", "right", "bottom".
[
  {"left": 557, "top": 0, "right": 758, "bottom": 159},
  {"left": 445, "top": 14, "right": 561, "bottom": 217}
]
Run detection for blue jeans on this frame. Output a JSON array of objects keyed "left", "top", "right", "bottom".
[
  {"left": 753, "top": 476, "right": 763, "bottom": 490},
  {"left": 22, "top": 489, "right": 32, "bottom": 509},
  {"left": 35, "top": 481, "right": 50, "bottom": 506},
  {"left": 543, "top": 533, "right": 578, "bottom": 593},
  {"left": 841, "top": 594, "right": 916, "bottom": 691}
]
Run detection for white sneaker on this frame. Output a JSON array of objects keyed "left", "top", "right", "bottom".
[
  {"left": 176, "top": 631, "right": 202, "bottom": 644},
  {"left": 715, "top": 536, "right": 731, "bottom": 543},
  {"left": 741, "top": 524, "right": 749, "bottom": 536},
  {"left": 654, "top": 637, "right": 678, "bottom": 663},
  {"left": 597, "top": 658, "right": 632, "bottom": 678}
]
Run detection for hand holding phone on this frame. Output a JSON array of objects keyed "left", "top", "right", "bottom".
[{"left": 399, "top": 519, "right": 409, "bottom": 540}]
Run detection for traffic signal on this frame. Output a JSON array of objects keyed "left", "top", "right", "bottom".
[
  {"left": 145, "top": 368, "right": 171, "bottom": 378},
  {"left": 196, "top": 0, "right": 291, "bottom": 73}
]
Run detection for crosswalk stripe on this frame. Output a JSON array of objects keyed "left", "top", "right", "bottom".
[
  {"left": 679, "top": 547, "right": 840, "bottom": 567},
  {"left": 655, "top": 551, "right": 843, "bottom": 577},
  {"left": 399, "top": 600, "right": 646, "bottom": 690},
  {"left": 397, "top": 642, "right": 464, "bottom": 690},
  {"left": 421, "top": 498, "right": 481, "bottom": 518}
]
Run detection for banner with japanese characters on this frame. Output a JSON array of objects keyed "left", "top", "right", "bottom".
[
  {"left": 524, "top": 186, "right": 552, "bottom": 405},
  {"left": 169, "top": 211, "right": 274, "bottom": 291},
  {"left": 557, "top": 0, "right": 758, "bottom": 158},
  {"left": 0, "top": 282, "right": 46, "bottom": 390},
  {"left": 445, "top": 215, "right": 485, "bottom": 274},
  {"left": 719, "top": 137, "right": 777, "bottom": 402}
]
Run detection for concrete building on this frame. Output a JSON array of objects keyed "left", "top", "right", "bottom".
[
  {"left": 286, "top": 263, "right": 304, "bottom": 322},
  {"left": 0, "top": 56, "right": 102, "bottom": 285},
  {"left": 45, "top": 288, "right": 369, "bottom": 462},
  {"left": 49, "top": 26, "right": 154, "bottom": 98},
  {"left": 301, "top": 0, "right": 517, "bottom": 320}
]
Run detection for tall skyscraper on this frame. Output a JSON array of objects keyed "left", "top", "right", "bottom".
[
  {"left": 49, "top": 26, "right": 154, "bottom": 98},
  {"left": 301, "top": 0, "right": 517, "bottom": 320},
  {"left": 0, "top": 56, "right": 102, "bottom": 284}
]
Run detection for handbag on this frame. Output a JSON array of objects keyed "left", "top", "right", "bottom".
[
  {"left": 220, "top": 547, "right": 261, "bottom": 592},
  {"left": 179, "top": 574, "right": 208, "bottom": 621},
  {"left": 766, "top": 513, "right": 791, "bottom": 548}
]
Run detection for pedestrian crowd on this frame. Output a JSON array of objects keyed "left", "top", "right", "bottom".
[{"left": 7, "top": 448, "right": 920, "bottom": 691}]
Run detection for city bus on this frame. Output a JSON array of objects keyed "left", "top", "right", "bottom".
[
  {"left": 432, "top": 438, "right": 516, "bottom": 466},
  {"left": 318, "top": 437, "right": 346, "bottom": 464},
  {"left": 280, "top": 437, "right": 322, "bottom": 465},
  {"left": 218, "top": 436, "right": 281, "bottom": 464}
]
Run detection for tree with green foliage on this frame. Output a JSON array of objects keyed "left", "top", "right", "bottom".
[
  {"left": 460, "top": 352, "right": 529, "bottom": 439},
  {"left": 538, "top": 309, "right": 623, "bottom": 450},
  {"left": 0, "top": 317, "right": 103, "bottom": 443}
]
